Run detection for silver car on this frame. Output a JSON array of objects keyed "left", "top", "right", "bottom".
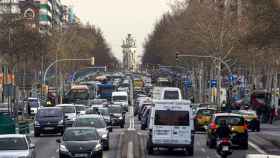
[{"left": 0, "top": 134, "right": 36, "bottom": 158}]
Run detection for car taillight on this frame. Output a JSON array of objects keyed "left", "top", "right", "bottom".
[
  {"left": 244, "top": 124, "right": 248, "bottom": 130},
  {"left": 197, "top": 116, "right": 202, "bottom": 119},
  {"left": 210, "top": 122, "right": 217, "bottom": 129}
]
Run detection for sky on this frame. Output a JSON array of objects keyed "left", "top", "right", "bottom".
[{"left": 61, "top": 0, "right": 178, "bottom": 61}]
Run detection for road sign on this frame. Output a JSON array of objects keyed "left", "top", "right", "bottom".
[
  {"left": 210, "top": 80, "right": 217, "bottom": 87},
  {"left": 184, "top": 80, "right": 192, "bottom": 88}
]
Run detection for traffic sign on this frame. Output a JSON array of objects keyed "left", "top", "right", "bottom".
[
  {"left": 184, "top": 80, "right": 192, "bottom": 88},
  {"left": 210, "top": 80, "right": 217, "bottom": 87}
]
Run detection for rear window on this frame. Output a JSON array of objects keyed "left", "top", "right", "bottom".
[
  {"left": 75, "top": 106, "right": 86, "bottom": 112},
  {"left": 37, "top": 109, "right": 63, "bottom": 117},
  {"left": 155, "top": 110, "right": 189, "bottom": 126},
  {"left": 164, "top": 91, "right": 179, "bottom": 100},
  {"left": 215, "top": 116, "right": 244, "bottom": 126},
  {"left": 197, "top": 109, "right": 215, "bottom": 116}
]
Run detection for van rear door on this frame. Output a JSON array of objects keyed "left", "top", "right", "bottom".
[{"left": 152, "top": 108, "right": 192, "bottom": 145}]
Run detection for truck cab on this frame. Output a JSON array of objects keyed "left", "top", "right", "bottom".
[
  {"left": 146, "top": 100, "right": 194, "bottom": 155},
  {"left": 112, "top": 92, "right": 129, "bottom": 111},
  {"left": 152, "top": 87, "right": 182, "bottom": 100}
]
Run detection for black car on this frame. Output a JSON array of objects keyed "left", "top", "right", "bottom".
[
  {"left": 34, "top": 107, "right": 65, "bottom": 137},
  {"left": 108, "top": 105, "right": 126, "bottom": 128},
  {"left": 57, "top": 127, "right": 103, "bottom": 158},
  {"left": 72, "top": 114, "right": 111, "bottom": 150}
]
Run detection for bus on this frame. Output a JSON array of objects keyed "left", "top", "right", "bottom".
[{"left": 96, "top": 82, "right": 114, "bottom": 101}]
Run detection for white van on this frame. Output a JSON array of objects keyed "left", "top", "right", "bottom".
[
  {"left": 152, "top": 87, "right": 182, "bottom": 100},
  {"left": 146, "top": 100, "right": 194, "bottom": 155},
  {"left": 112, "top": 91, "right": 129, "bottom": 111}
]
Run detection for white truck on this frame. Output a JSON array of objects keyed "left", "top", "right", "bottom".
[
  {"left": 146, "top": 100, "right": 194, "bottom": 155},
  {"left": 152, "top": 87, "right": 182, "bottom": 100},
  {"left": 112, "top": 91, "right": 129, "bottom": 111}
]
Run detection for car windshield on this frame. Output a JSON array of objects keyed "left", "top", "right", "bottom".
[
  {"left": 113, "top": 96, "right": 127, "bottom": 102},
  {"left": 0, "top": 138, "right": 28, "bottom": 150},
  {"left": 163, "top": 91, "right": 179, "bottom": 100},
  {"left": 37, "top": 109, "right": 62, "bottom": 117},
  {"left": 69, "top": 89, "right": 89, "bottom": 100},
  {"left": 63, "top": 128, "right": 98, "bottom": 141},
  {"left": 215, "top": 116, "right": 245, "bottom": 126},
  {"left": 155, "top": 110, "right": 189, "bottom": 126},
  {"left": 197, "top": 109, "right": 215, "bottom": 116},
  {"left": 98, "top": 108, "right": 109, "bottom": 116},
  {"left": 109, "top": 106, "right": 122, "bottom": 113},
  {"left": 74, "top": 117, "right": 106, "bottom": 128},
  {"left": 75, "top": 106, "right": 86, "bottom": 112},
  {"left": 61, "top": 106, "right": 75, "bottom": 113}
]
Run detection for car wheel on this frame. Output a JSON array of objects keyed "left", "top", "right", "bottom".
[
  {"left": 256, "top": 125, "right": 260, "bottom": 132},
  {"left": 103, "top": 143, "right": 109, "bottom": 151},
  {"left": 147, "top": 139, "right": 153, "bottom": 155},
  {"left": 241, "top": 142, "right": 248, "bottom": 150},
  {"left": 34, "top": 130, "right": 40, "bottom": 137},
  {"left": 120, "top": 124, "right": 124, "bottom": 128},
  {"left": 59, "top": 153, "right": 65, "bottom": 158},
  {"left": 185, "top": 146, "right": 194, "bottom": 156}
]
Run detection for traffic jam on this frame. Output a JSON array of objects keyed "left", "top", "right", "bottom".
[{"left": 0, "top": 72, "right": 277, "bottom": 158}]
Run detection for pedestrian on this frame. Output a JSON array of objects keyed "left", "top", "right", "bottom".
[{"left": 270, "top": 107, "right": 275, "bottom": 124}]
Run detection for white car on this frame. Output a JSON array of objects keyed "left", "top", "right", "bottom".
[
  {"left": 112, "top": 91, "right": 129, "bottom": 111},
  {"left": 56, "top": 104, "right": 77, "bottom": 126},
  {"left": 147, "top": 100, "right": 194, "bottom": 156},
  {"left": 0, "top": 134, "right": 36, "bottom": 158}
]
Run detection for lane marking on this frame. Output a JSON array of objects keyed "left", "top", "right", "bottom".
[
  {"left": 249, "top": 141, "right": 267, "bottom": 155},
  {"left": 201, "top": 147, "right": 206, "bottom": 152},
  {"left": 127, "top": 141, "right": 134, "bottom": 158},
  {"left": 128, "top": 106, "right": 135, "bottom": 131}
]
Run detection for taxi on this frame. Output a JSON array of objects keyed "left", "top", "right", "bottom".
[
  {"left": 194, "top": 107, "right": 216, "bottom": 131},
  {"left": 233, "top": 110, "right": 260, "bottom": 132},
  {"left": 206, "top": 113, "right": 248, "bottom": 149}
]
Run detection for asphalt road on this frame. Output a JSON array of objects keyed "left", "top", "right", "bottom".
[{"left": 30, "top": 105, "right": 280, "bottom": 158}]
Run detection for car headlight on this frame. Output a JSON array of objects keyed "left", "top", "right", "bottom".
[
  {"left": 60, "top": 145, "right": 69, "bottom": 152},
  {"left": 102, "top": 134, "right": 108, "bottom": 139},
  {"left": 72, "top": 117, "right": 76, "bottom": 121},
  {"left": 119, "top": 116, "right": 123, "bottom": 120},
  {"left": 34, "top": 121, "right": 40, "bottom": 126},
  {"left": 58, "top": 120, "right": 64, "bottom": 125},
  {"left": 94, "top": 143, "right": 102, "bottom": 151}
]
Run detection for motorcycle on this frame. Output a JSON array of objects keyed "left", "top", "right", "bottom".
[{"left": 216, "top": 137, "right": 232, "bottom": 158}]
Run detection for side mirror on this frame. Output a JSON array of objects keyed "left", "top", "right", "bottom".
[
  {"left": 30, "top": 144, "right": 35, "bottom": 149},
  {"left": 64, "top": 115, "right": 68, "bottom": 119},
  {"left": 122, "top": 111, "right": 126, "bottom": 115},
  {"left": 56, "top": 139, "right": 61, "bottom": 143}
]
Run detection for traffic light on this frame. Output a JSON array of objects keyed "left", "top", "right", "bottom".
[{"left": 176, "top": 53, "right": 179, "bottom": 62}]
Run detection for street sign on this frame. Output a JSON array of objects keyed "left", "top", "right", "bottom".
[
  {"left": 184, "top": 80, "right": 192, "bottom": 88},
  {"left": 210, "top": 80, "right": 217, "bottom": 87}
]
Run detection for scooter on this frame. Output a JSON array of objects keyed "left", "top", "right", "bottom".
[{"left": 216, "top": 137, "right": 232, "bottom": 158}]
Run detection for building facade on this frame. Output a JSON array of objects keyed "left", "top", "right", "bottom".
[{"left": 122, "top": 34, "right": 137, "bottom": 72}]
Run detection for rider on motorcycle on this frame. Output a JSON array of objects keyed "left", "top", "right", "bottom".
[{"left": 216, "top": 119, "right": 231, "bottom": 139}]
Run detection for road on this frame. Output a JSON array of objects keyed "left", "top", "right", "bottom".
[{"left": 30, "top": 105, "right": 280, "bottom": 158}]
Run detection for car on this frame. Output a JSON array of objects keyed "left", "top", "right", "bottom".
[
  {"left": 233, "top": 110, "right": 260, "bottom": 132},
  {"left": 97, "top": 107, "right": 111, "bottom": 126},
  {"left": 108, "top": 104, "right": 126, "bottom": 128},
  {"left": 57, "top": 104, "right": 77, "bottom": 127},
  {"left": 112, "top": 91, "right": 129, "bottom": 111},
  {"left": 74, "top": 104, "right": 87, "bottom": 115},
  {"left": 57, "top": 127, "right": 103, "bottom": 158},
  {"left": 141, "top": 106, "right": 152, "bottom": 130},
  {"left": 27, "top": 97, "right": 41, "bottom": 115},
  {"left": 0, "top": 134, "right": 36, "bottom": 158},
  {"left": 72, "top": 114, "right": 111, "bottom": 150},
  {"left": 206, "top": 113, "right": 248, "bottom": 149},
  {"left": 138, "top": 100, "right": 153, "bottom": 120},
  {"left": 90, "top": 99, "right": 108, "bottom": 106},
  {"left": 34, "top": 107, "right": 65, "bottom": 137},
  {"left": 194, "top": 107, "right": 216, "bottom": 131},
  {"left": 146, "top": 100, "right": 194, "bottom": 155}
]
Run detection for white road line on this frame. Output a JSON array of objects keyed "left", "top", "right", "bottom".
[
  {"left": 128, "top": 106, "right": 136, "bottom": 131},
  {"left": 201, "top": 147, "right": 206, "bottom": 152},
  {"left": 249, "top": 141, "right": 267, "bottom": 155},
  {"left": 127, "top": 141, "right": 134, "bottom": 158},
  {"left": 215, "top": 152, "right": 220, "bottom": 158}
]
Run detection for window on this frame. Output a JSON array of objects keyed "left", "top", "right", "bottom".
[
  {"left": 74, "top": 117, "right": 106, "bottom": 128},
  {"left": 197, "top": 109, "right": 215, "bottom": 116},
  {"left": 38, "top": 109, "right": 62, "bottom": 117},
  {"left": 61, "top": 106, "right": 75, "bottom": 113},
  {"left": 155, "top": 110, "right": 189, "bottom": 126},
  {"left": 113, "top": 96, "right": 127, "bottom": 102},
  {"left": 63, "top": 128, "right": 98, "bottom": 141},
  {"left": 215, "top": 116, "right": 244, "bottom": 126},
  {"left": 164, "top": 91, "right": 179, "bottom": 100},
  {"left": 0, "top": 138, "right": 28, "bottom": 150}
]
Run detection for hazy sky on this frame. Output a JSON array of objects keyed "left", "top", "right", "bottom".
[{"left": 61, "top": 0, "right": 177, "bottom": 61}]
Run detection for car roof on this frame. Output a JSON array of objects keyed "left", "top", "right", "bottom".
[
  {"left": 66, "top": 127, "right": 97, "bottom": 130},
  {"left": 74, "top": 104, "right": 86, "bottom": 107},
  {"left": 214, "top": 113, "right": 243, "bottom": 117},
  {"left": 0, "top": 134, "right": 26, "bottom": 138},
  {"left": 39, "top": 107, "right": 62, "bottom": 110},
  {"left": 77, "top": 114, "right": 102, "bottom": 119},
  {"left": 112, "top": 91, "right": 128, "bottom": 96},
  {"left": 56, "top": 104, "right": 75, "bottom": 107},
  {"left": 197, "top": 107, "right": 216, "bottom": 111}
]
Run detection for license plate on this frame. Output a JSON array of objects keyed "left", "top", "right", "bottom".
[
  {"left": 44, "top": 127, "right": 54, "bottom": 130},
  {"left": 75, "top": 153, "right": 88, "bottom": 157},
  {"left": 222, "top": 146, "right": 229, "bottom": 151}
]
